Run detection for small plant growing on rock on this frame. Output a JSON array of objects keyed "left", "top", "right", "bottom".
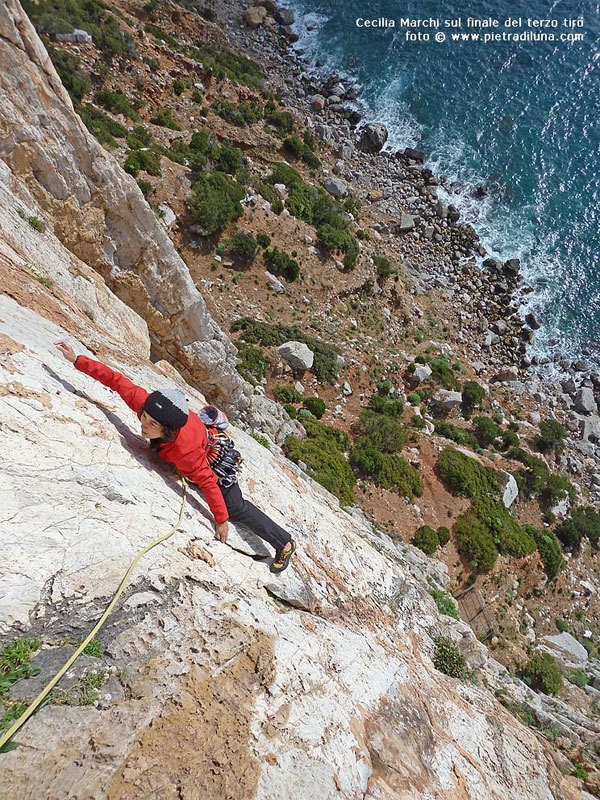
[
  {"left": 150, "top": 108, "right": 182, "bottom": 130},
  {"left": 430, "top": 589, "right": 459, "bottom": 619},
  {"left": 433, "top": 636, "right": 469, "bottom": 679}
]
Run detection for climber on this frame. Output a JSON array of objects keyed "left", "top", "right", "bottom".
[{"left": 54, "top": 341, "right": 296, "bottom": 574}]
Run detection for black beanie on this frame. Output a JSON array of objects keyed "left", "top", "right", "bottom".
[{"left": 143, "top": 388, "right": 189, "bottom": 430}]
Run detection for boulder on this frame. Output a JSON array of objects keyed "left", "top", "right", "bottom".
[
  {"left": 56, "top": 28, "right": 92, "bottom": 43},
  {"left": 324, "top": 177, "right": 348, "bottom": 197},
  {"left": 491, "top": 368, "right": 519, "bottom": 383},
  {"left": 402, "top": 147, "right": 426, "bottom": 163},
  {"left": 244, "top": 6, "right": 268, "bottom": 27},
  {"left": 432, "top": 390, "right": 462, "bottom": 412},
  {"left": 311, "top": 94, "right": 326, "bottom": 111},
  {"left": 254, "top": 0, "right": 276, "bottom": 11},
  {"left": 574, "top": 387, "right": 597, "bottom": 415},
  {"left": 537, "top": 633, "right": 589, "bottom": 670},
  {"left": 274, "top": 6, "right": 295, "bottom": 25},
  {"left": 412, "top": 365, "right": 432, "bottom": 385},
  {"left": 501, "top": 472, "right": 519, "bottom": 508},
  {"left": 580, "top": 414, "right": 600, "bottom": 442},
  {"left": 396, "top": 215, "right": 416, "bottom": 234},
  {"left": 277, "top": 341, "right": 314, "bottom": 371},
  {"left": 358, "top": 123, "right": 388, "bottom": 154},
  {"left": 265, "top": 271, "right": 285, "bottom": 294}
]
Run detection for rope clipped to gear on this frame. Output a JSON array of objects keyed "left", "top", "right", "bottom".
[{"left": 0, "top": 476, "right": 188, "bottom": 753}]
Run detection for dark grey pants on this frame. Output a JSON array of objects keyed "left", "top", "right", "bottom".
[{"left": 220, "top": 482, "right": 292, "bottom": 551}]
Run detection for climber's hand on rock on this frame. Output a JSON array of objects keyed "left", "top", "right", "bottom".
[
  {"left": 55, "top": 340, "right": 77, "bottom": 364},
  {"left": 215, "top": 522, "right": 229, "bottom": 543}
]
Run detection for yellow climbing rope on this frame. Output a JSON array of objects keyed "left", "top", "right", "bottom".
[{"left": 0, "top": 477, "right": 188, "bottom": 752}]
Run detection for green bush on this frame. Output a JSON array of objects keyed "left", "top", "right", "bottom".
[
  {"left": 433, "top": 636, "right": 469, "bottom": 679},
  {"left": 190, "top": 41, "right": 266, "bottom": 91},
  {"left": 283, "top": 418, "right": 355, "bottom": 505},
  {"left": 226, "top": 231, "right": 258, "bottom": 264},
  {"left": 371, "top": 254, "right": 393, "bottom": 280},
  {"left": 283, "top": 135, "right": 320, "bottom": 168},
  {"left": 567, "top": 670, "right": 590, "bottom": 688},
  {"left": 126, "top": 125, "right": 154, "bottom": 149},
  {"left": 303, "top": 397, "right": 326, "bottom": 419},
  {"left": 172, "top": 78, "right": 186, "bottom": 96},
  {"left": 264, "top": 247, "right": 300, "bottom": 281},
  {"left": 137, "top": 179, "right": 154, "bottom": 199},
  {"left": 434, "top": 421, "right": 479, "bottom": 448},
  {"left": 368, "top": 395, "right": 406, "bottom": 418},
  {"left": 413, "top": 525, "right": 439, "bottom": 555},
  {"left": 349, "top": 441, "right": 423, "bottom": 498},
  {"left": 283, "top": 403, "right": 297, "bottom": 419},
  {"left": 264, "top": 101, "right": 295, "bottom": 133},
  {"left": 317, "top": 225, "right": 359, "bottom": 270},
  {"left": 235, "top": 342, "right": 265, "bottom": 385},
  {"left": 407, "top": 392, "right": 421, "bottom": 406},
  {"left": 78, "top": 104, "right": 126, "bottom": 146},
  {"left": 95, "top": 90, "right": 139, "bottom": 121},
  {"left": 472, "top": 416, "right": 503, "bottom": 448},
  {"left": 437, "top": 526, "right": 451, "bottom": 546},
  {"left": 461, "top": 380, "right": 486, "bottom": 414},
  {"left": 274, "top": 385, "right": 304, "bottom": 404},
  {"left": 436, "top": 448, "right": 499, "bottom": 499},
  {"left": 231, "top": 318, "right": 340, "bottom": 383},
  {"left": 524, "top": 525, "right": 565, "bottom": 580},
  {"left": 256, "top": 232, "right": 271, "bottom": 248},
  {"left": 124, "top": 149, "right": 161, "bottom": 177},
  {"left": 428, "top": 357, "right": 459, "bottom": 390},
  {"left": 214, "top": 143, "right": 245, "bottom": 176},
  {"left": 150, "top": 108, "right": 182, "bottom": 130},
  {"left": 454, "top": 509, "right": 498, "bottom": 573},
  {"left": 430, "top": 589, "right": 459, "bottom": 619},
  {"left": 555, "top": 618, "right": 568, "bottom": 632},
  {"left": 189, "top": 172, "right": 244, "bottom": 236},
  {"left": 556, "top": 506, "right": 600, "bottom": 551},
  {"left": 501, "top": 429, "right": 520, "bottom": 450},
  {"left": 212, "top": 99, "right": 263, "bottom": 127},
  {"left": 469, "top": 498, "right": 536, "bottom": 558},
  {"left": 540, "top": 474, "right": 576, "bottom": 508},
  {"left": 522, "top": 652, "right": 563, "bottom": 695},
  {"left": 535, "top": 419, "right": 567, "bottom": 455},
  {"left": 352, "top": 410, "right": 406, "bottom": 453},
  {"left": 45, "top": 45, "right": 90, "bottom": 103}
]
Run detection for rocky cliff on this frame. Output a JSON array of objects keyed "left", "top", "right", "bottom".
[{"left": 0, "top": 0, "right": 299, "bottom": 443}]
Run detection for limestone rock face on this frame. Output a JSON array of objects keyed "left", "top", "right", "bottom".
[
  {"left": 0, "top": 0, "right": 262, "bottom": 425},
  {"left": 358, "top": 122, "right": 389, "bottom": 154},
  {"left": 538, "top": 633, "right": 589, "bottom": 670}
]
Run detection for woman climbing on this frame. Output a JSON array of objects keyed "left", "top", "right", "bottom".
[{"left": 55, "top": 341, "right": 296, "bottom": 574}]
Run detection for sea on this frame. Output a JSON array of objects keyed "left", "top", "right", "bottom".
[{"left": 286, "top": 0, "right": 600, "bottom": 369}]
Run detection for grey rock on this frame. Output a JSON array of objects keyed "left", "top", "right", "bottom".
[
  {"left": 358, "top": 122, "right": 388, "bottom": 154},
  {"left": 265, "top": 271, "right": 286, "bottom": 293},
  {"left": 324, "top": 177, "right": 348, "bottom": 197},
  {"left": 402, "top": 147, "right": 426, "bottom": 163},
  {"left": 396, "top": 214, "right": 416, "bottom": 234},
  {"left": 574, "top": 387, "right": 597, "bottom": 415},
  {"left": 491, "top": 368, "right": 518, "bottom": 383},
  {"left": 580, "top": 415, "right": 600, "bottom": 442},
  {"left": 277, "top": 341, "right": 314, "bottom": 370},
  {"left": 537, "top": 633, "right": 588, "bottom": 670},
  {"left": 311, "top": 94, "right": 326, "bottom": 111},
  {"left": 501, "top": 472, "right": 519, "bottom": 508},
  {"left": 244, "top": 6, "right": 268, "bottom": 27},
  {"left": 432, "top": 390, "right": 462, "bottom": 411},
  {"left": 412, "top": 364, "right": 432, "bottom": 384},
  {"left": 56, "top": 28, "right": 92, "bottom": 43},
  {"left": 274, "top": 6, "right": 295, "bottom": 25}
]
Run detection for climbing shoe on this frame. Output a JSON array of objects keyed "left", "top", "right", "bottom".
[{"left": 270, "top": 540, "right": 296, "bottom": 574}]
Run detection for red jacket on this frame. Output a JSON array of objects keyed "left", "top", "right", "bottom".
[{"left": 74, "top": 356, "right": 229, "bottom": 523}]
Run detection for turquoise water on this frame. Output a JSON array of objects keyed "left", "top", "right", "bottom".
[{"left": 290, "top": 0, "right": 600, "bottom": 364}]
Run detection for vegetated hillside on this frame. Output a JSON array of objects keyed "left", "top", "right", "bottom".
[{"left": 3, "top": 0, "right": 600, "bottom": 791}]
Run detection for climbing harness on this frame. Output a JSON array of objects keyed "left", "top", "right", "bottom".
[{"left": 0, "top": 476, "right": 188, "bottom": 753}]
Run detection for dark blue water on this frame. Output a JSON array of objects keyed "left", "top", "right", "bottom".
[{"left": 289, "top": 0, "right": 600, "bottom": 366}]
